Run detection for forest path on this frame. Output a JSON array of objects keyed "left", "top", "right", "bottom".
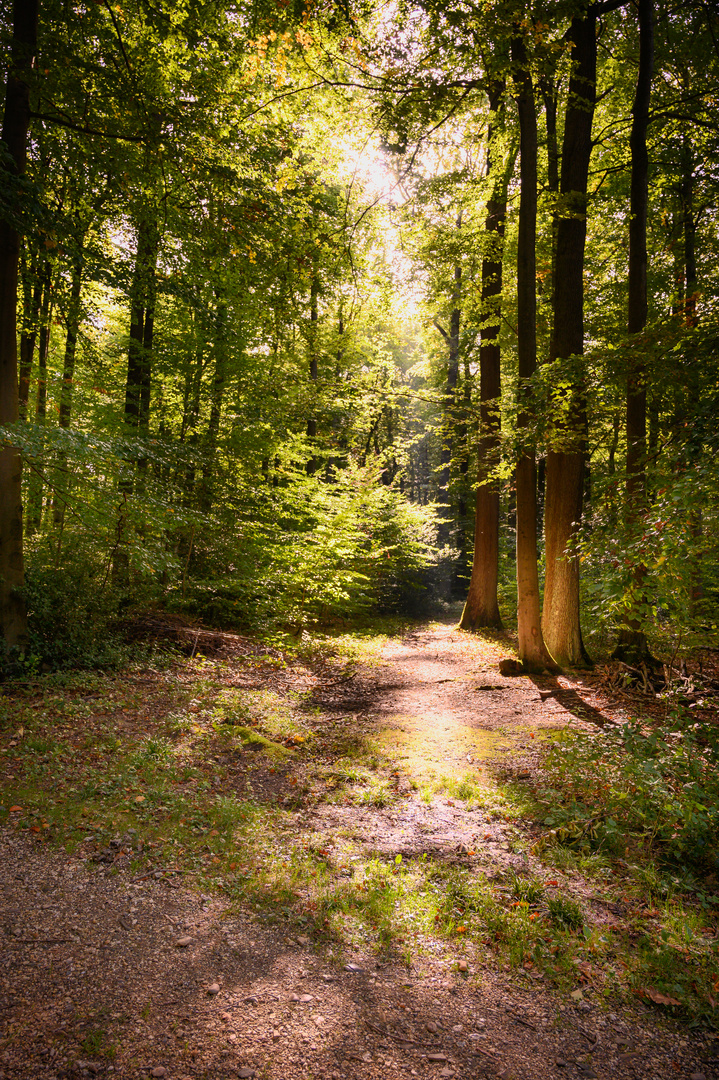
[
  {"left": 303, "top": 619, "right": 579, "bottom": 873},
  {"left": 367, "top": 620, "right": 565, "bottom": 782},
  {"left": 0, "top": 618, "right": 713, "bottom": 1080}
]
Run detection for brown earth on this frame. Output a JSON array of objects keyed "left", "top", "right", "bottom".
[{"left": 0, "top": 620, "right": 716, "bottom": 1080}]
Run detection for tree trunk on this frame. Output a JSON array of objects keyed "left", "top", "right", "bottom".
[
  {"left": 460, "top": 82, "right": 509, "bottom": 630},
  {"left": 52, "top": 253, "right": 84, "bottom": 526},
  {"left": 124, "top": 215, "right": 159, "bottom": 435},
  {"left": 306, "top": 264, "right": 319, "bottom": 474},
  {"left": 539, "top": 74, "right": 560, "bottom": 325},
  {"left": 434, "top": 237, "right": 462, "bottom": 546},
  {"left": 58, "top": 259, "right": 83, "bottom": 431},
  {"left": 614, "top": 0, "right": 654, "bottom": 663},
  {"left": 542, "top": 8, "right": 597, "bottom": 668},
  {"left": 512, "top": 31, "right": 557, "bottom": 672},
  {"left": 0, "top": 0, "right": 37, "bottom": 647},
  {"left": 682, "top": 137, "right": 698, "bottom": 329},
  {"left": 199, "top": 290, "right": 227, "bottom": 513},
  {"left": 18, "top": 244, "right": 41, "bottom": 420},
  {"left": 26, "top": 266, "right": 52, "bottom": 536},
  {"left": 679, "top": 138, "right": 702, "bottom": 615},
  {"left": 114, "top": 211, "right": 159, "bottom": 584}
]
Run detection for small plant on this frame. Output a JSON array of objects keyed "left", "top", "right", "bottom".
[
  {"left": 509, "top": 872, "right": 544, "bottom": 904},
  {"left": 80, "top": 1029, "right": 108, "bottom": 1056},
  {"left": 356, "top": 779, "right": 393, "bottom": 807},
  {"left": 547, "top": 895, "right": 584, "bottom": 931}
]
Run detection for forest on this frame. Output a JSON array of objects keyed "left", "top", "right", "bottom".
[
  {"left": 0, "top": 0, "right": 712, "bottom": 673},
  {"left": 1, "top": 1, "right": 719, "bottom": 1075},
  {"left": 0, "top": 0, "right": 716, "bottom": 671}
]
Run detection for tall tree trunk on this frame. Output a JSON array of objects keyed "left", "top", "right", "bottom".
[
  {"left": 679, "top": 138, "right": 703, "bottom": 616},
  {"left": 682, "top": 137, "right": 698, "bottom": 329},
  {"left": 512, "top": 31, "right": 557, "bottom": 672},
  {"left": 114, "top": 211, "right": 159, "bottom": 584},
  {"left": 539, "top": 74, "right": 560, "bottom": 327},
  {"left": 18, "top": 244, "right": 41, "bottom": 419},
  {"left": 199, "top": 290, "right": 227, "bottom": 513},
  {"left": 460, "top": 82, "right": 509, "bottom": 630},
  {"left": 124, "top": 215, "right": 159, "bottom": 435},
  {"left": 0, "top": 0, "right": 37, "bottom": 647},
  {"left": 434, "top": 236, "right": 462, "bottom": 546},
  {"left": 26, "top": 266, "right": 52, "bottom": 536},
  {"left": 455, "top": 341, "right": 472, "bottom": 567},
  {"left": 52, "top": 253, "right": 84, "bottom": 526},
  {"left": 614, "top": 0, "right": 654, "bottom": 663},
  {"left": 58, "top": 257, "right": 83, "bottom": 430},
  {"left": 306, "top": 265, "right": 319, "bottom": 474},
  {"left": 542, "top": 8, "right": 597, "bottom": 668}
]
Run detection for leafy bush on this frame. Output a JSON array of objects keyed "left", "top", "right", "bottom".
[
  {"left": 11, "top": 544, "right": 144, "bottom": 675},
  {"left": 172, "top": 464, "right": 438, "bottom": 630},
  {"left": 537, "top": 716, "right": 719, "bottom": 872}
]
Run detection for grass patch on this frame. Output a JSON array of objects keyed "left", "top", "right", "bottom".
[{"left": 217, "top": 724, "right": 293, "bottom": 761}]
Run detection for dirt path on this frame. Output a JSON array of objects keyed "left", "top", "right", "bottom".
[
  {"left": 306, "top": 622, "right": 589, "bottom": 868},
  {"left": 0, "top": 621, "right": 714, "bottom": 1080}
]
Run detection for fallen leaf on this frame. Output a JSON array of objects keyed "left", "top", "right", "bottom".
[{"left": 643, "top": 986, "right": 681, "bottom": 1006}]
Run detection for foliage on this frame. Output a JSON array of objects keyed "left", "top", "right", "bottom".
[
  {"left": 170, "top": 463, "right": 439, "bottom": 632},
  {"left": 537, "top": 716, "right": 719, "bottom": 873}
]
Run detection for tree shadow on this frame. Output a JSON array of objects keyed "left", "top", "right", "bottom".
[{"left": 528, "top": 674, "right": 615, "bottom": 729}]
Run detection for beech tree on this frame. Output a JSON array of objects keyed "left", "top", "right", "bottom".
[
  {"left": 612, "top": 0, "right": 655, "bottom": 662},
  {"left": 511, "top": 26, "right": 557, "bottom": 672},
  {"left": 541, "top": 5, "right": 598, "bottom": 669},
  {"left": 460, "top": 79, "right": 512, "bottom": 631}
]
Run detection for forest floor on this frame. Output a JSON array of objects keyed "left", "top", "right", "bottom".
[{"left": 1, "top": 616, "right": 718, "bottom": 1080}]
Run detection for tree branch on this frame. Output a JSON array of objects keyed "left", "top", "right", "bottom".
[{"left": 31, "top": 112, "right": 145, "bottom": 143}]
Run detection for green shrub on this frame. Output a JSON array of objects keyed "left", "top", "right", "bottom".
[{"left": 537, "top": 717, "right": 719, "bottom": 873}]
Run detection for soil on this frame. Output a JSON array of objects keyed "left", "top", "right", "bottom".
[{"left": 1, "top": 620, "right": 716, "bottom": 1080}]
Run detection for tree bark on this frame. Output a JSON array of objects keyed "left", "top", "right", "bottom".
[
  {"left": 681, "top": 137, "right": 698, "bottom": 329},
  {"left": 434, "top": 238, "right": 462, "bottom": 548},
  {"left": 460, "top": 82, "right": 508, "bottom": 630},
  {"left": 124, "top": 215, "right": 159, "bottom": 436},
  {"left": 114, "top": 211, "right": 159, "bottom": 584},
  {"left": 18, "top": 244, "right": 41, "bottom": 420},
  {"left": 306, "top": 265, "right": 319, "bottom": 474},
  {"left": 199, "top": 290, "right": 227, "bottom": 513},
  {"left": 614, "top": 0, "right": 654, "bottom": 663},
  {"left": 52, "top": 252, "right": 84, "bottom": 526},
  {"left": 542, "top": 7, "right": 597, "bottom": 668},
  {"left": 0, "top": 0, "right": 37, "bottom": 646},
  {"left": 539, "top": 74, "right": 560, "bottom": 325},
  {"left": 512, "top": 31, "right": 557, "bottom": 672},
  {"left": 26, "top": 266, "right": 52, "bottom": 536}
]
